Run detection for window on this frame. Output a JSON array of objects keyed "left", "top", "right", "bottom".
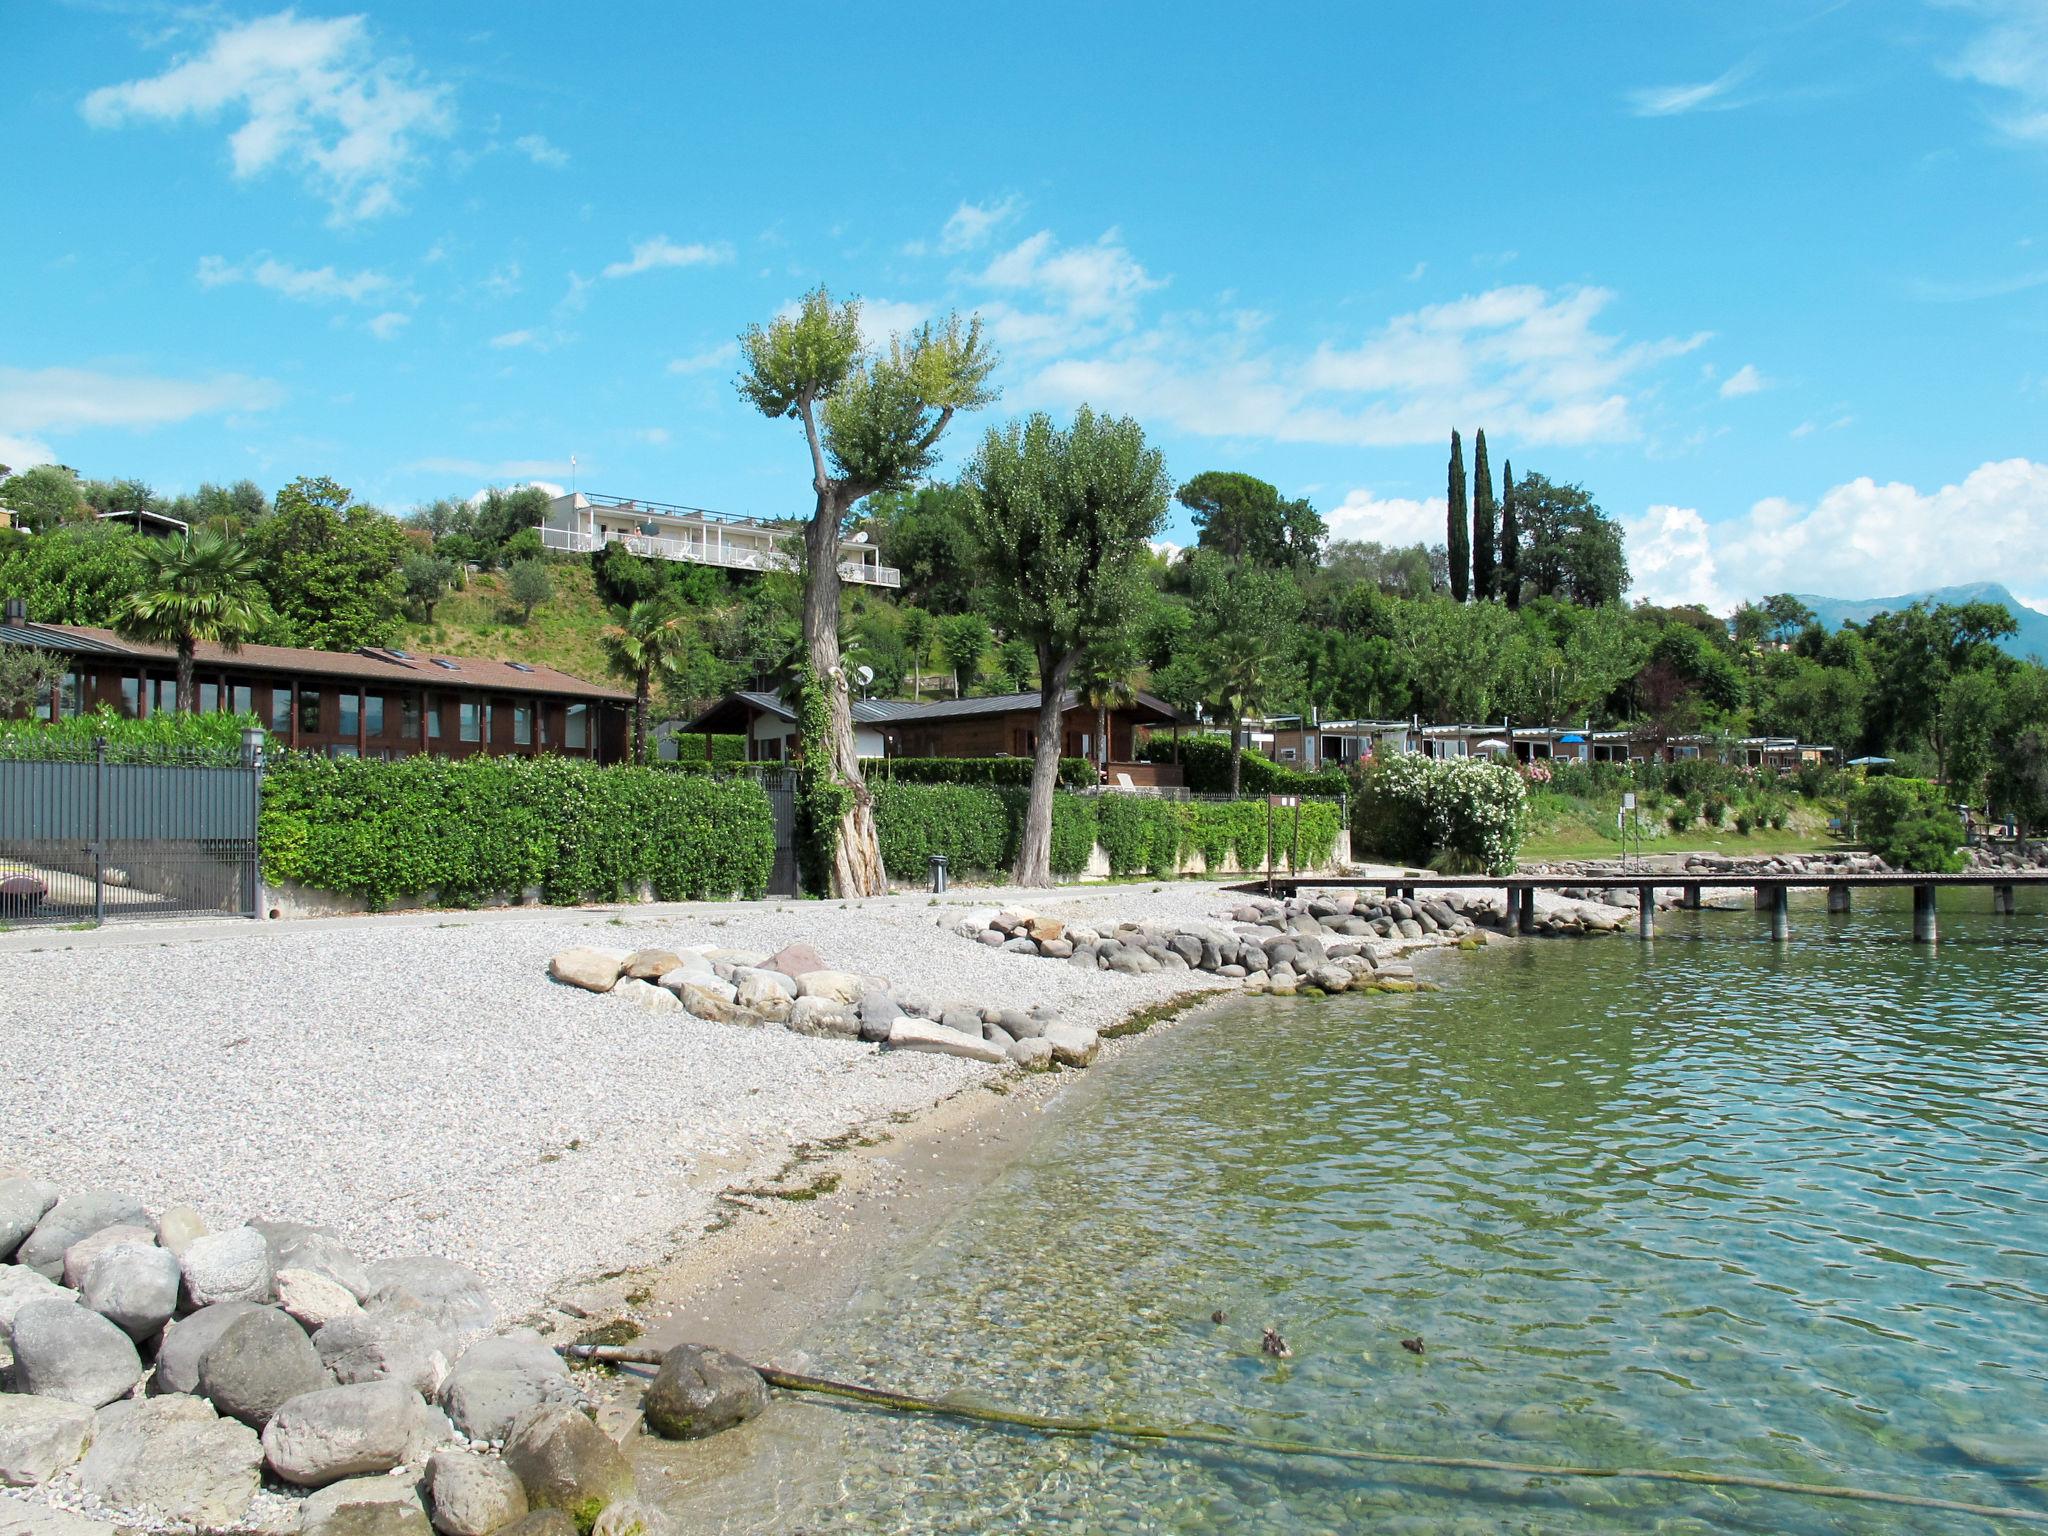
[
  {"left": 426, "top": 693, "right": 441, "bottom": 739},
  {"left": 460, "top": 701, "right": 483, "bottom": 743},
  {"left": 299, "top": 692, "right": 321, "bottom": 735},
  {"left": 564, "top": 703, "right": 588, "bottom": 749},
  {"left": 512, "top": 703, "right": 532, "bottom": 746},
  {"left": 508, "top": 661, "right": 534, "bottom": 673},
  {"left": 148, "top": 678, "right": 177, "bottom": 715},
  {"left": 326, "top": 743, "right": 359, "bottom": 760},
  {"left": 1280, "top": 748, "right": 1298, "bottom": 762},
  {"left": 401, "top": 694, "right": 421, "bottom": 738},
  {"left": 199, "top": 682, "right": 220, "bottom": 713},
  {"left": 364, "top": 693, "right": 385, "bottom": 737},
  {"left": 271, "top": 687, "right": 294, "bottom": 733},
  {"left": 338, "top": 692, "right": 359, "bottom": 738},
  {"left": 120, "top": 677, "right": 141, "bottom": 718},
  {"left": 432, "top": 658, "right": 460, "bottom": 671},
  {"left": 231, "top": 685, "right": 253, "bottom": 715}
]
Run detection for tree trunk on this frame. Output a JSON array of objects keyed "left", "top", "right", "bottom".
[
  {"left": 1096, "top": 699, "right": 1109, "bottom": 779},
  {"left": 176, "top": 637, "right": 196, "bottom": 713},
  {"left": 1230, "top": 715, "right": 1243, "bottom": 798},
  {"left": 633, "top": 670, "right": 650, "bottom": 763},
  {"left": 804, "top": 494, "right": 886, "bottom": 897},
  {"left": 1014, "top": 650, "right": 1075, "bottom": 887}
]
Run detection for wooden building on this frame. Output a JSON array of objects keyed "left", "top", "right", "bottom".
[{"left": 2, "top": 614, "right": 633, "bottom": 762}]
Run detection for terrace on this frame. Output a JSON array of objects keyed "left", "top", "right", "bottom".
[{"left": 540, "top": 490, "right": 899, "bottom": 586}]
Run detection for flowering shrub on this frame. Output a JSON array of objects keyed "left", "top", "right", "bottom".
[
  {"left": 1521, "top": 760, "right": 1553, "bottom": 785},
  {"left": 1351, "top": 753, "right": 1529, "bottom": 875}
]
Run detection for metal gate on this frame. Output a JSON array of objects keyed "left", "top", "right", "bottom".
[
  {"left": 756, "top": 769, "right": 799, "bottom": 897},
  {"left": 0, "top": 745, "right": 262, "bottom": 927}
]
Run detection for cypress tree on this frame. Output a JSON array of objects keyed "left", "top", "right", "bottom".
[
  {"left": 1500, "top": 458, "right": 1520, "bottom": 610},
  {"left": 1447, "top": 429, "right": 1469, "bottom": 602},
  {"left": 1471, "top": 429, "right": 1497, "bottom": 601}
]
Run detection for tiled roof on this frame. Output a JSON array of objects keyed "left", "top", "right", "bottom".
[
  {"left": 9, "top": 623, "right": 634, "bottom": 701},
  {"left": 687, "top": 687, "right": 1184, "bottom": 732}
]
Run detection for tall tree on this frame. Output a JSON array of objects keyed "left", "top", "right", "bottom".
[
  {"left": 249, "top": 476, "right": 408, "bottom": 650},
  {"left": 1499, "top": 458, "right": 1520, "bottom": 609},
  {"left": 1446, "top": 431, "right": 1470, "bottom": 602},
  {"left": 1175, "top": 470, "right": 1325, "bottom": 569},
  {"left": 114, "top": 530, "right": 270, "bottom": 711},
  {"left": 939, "top": 612, "right": 990, "bottom": 698},
  {"left": 601, "top": 596, "right": 695, "bottom": 763},
  {"left": 1188, "top": 552, "right": 1304, "bottom": 796},
  {"left": 900, "top": 606, "right": 933, "bottom": 701},
  {"left": 736, "top": 289, "right": 996, "bottom": 895},
  {"left": 966, "top": 409, "right": 1169, "bottom": 884},
  {"left": 1471, "top": 430, "right": 1497, "bottom": 601},
  {"left": 1075, "top": 629, "right": 1142, "bottom": 778},
  {"left": 1513, "top": 472, "right": 1629, "bottom": 607}
]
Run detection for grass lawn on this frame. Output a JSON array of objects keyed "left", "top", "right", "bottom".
[
  {"left": 1519, "top": 822, "right": 1853, "bottom": 862},
  {"left": 398, "top": 561, "right": 615, "bottom": 683}
]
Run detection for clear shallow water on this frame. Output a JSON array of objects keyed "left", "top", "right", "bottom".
[{"left": 688, "top": 892, "right": 2048, "bottom": 1534}]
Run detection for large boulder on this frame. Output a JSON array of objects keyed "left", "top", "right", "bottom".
[
  {"left": 16, "top": 1193, "right": 150, "bottom": 1281},
  {"left": 856, "top": 990, "right": 902, "bottom": 1044},
  {"left": 0, "top": 1395, "right": 94, "bottom": 1487},
  {"left": 610, "top": 978, "right": 680, "bottom": 1014},
  {"left": 261, "top": 1380, "right": 424, "bottom": 1487},
  {"left": 491, "top": 1514, "right": 575, "bottom": 1536},
  {"left": 546, "top": 949, "right": 623, "bottom": 994},
  {"left": 787, "top": 997, "right": 859, "bottom": 1038},
  {"left": 619, "top": 948, "right": 682, "bottom": 981},
  {"left": 794, "top": 969, "right": 864, "bottom": 1005},
  {"left": 1042, "top": 1023, "right": 1101, "bottom": 1068},
  {"left": 61, "top": 1225, "right": 155, "bottom": 1290},
  {"left": 438, "top": 1331, "right": 579, "bottom": 1443},
  {"left": 256, "top": 1222, "right": 372, "bottom": 1301},
  {"left": 197, "top": 1307, "right": 332, "bottom": 1428},
  {"left": 760, "top": 941, "right": 827, "bottom": 979},
  {"left": 77, "top": 1394, "right": 263, "bottom": 1526},
  {"left": 426, "top": 1449, "right": 529, "bottom": 1536},
  {"left": 886, "top": 1019, "right": 1007, "bottom": 1064},
  {"left": 1006, "top": 1037, "right": 1054, "bottom": 1072},
  {"left": 362, "top": 1256, "right": 495, "bottom": 1333},
  {"left": 181, "top": 1225, "right": 274, "bottom": 1306},
  {"left": 0, "top": 1177, "right": 59, "bottom": 1263},
  {"left": 640, "top": 1345, "right": 767, "bottom": 1441},
  {"left": 154, "top": 1206, "right": 207, "bottom": 1259},
  {"left": 301, "top": 1475, "right": 434, "bottom": 1536},
  {"left": 79, "top": 1243, "right": 182, "bottom": 1340},
  {"left": 0, "top": 1267, "right": 75, "bottom": 1342},
  {"left": 499, "top": 1403, "right": 634, "bottom": 1517},
  {"left": 277, "top": 1268, "right": 364, "bottom": 1332},
  {"left": 314, "top": 1311, "right": 457, "bottom": 1398},
  {"left": 674, "top": 981, "right": 768, "bottom": 1027},
  {"left": 0, "top": 1506, "right": 116, "bottom": 1536},
  {"left": 731, "top": 970, "right": 795, "bottom": 1020},
  {"left": 149, "top": 1302, "right": 266, "bottom": 1396},
  {"left": 8, "top": 1299, "right": 143, "bottom": 1407}
]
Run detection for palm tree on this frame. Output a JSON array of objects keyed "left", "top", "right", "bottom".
[
  {"left": 601, "top": 596, "right": 694, "bottom": 763},
  {"left": 115, "top": 530, "right": 269, "bottom": 712},
  {"left": 1075, "top": 631, "right": 1140, "bottom": 779}
]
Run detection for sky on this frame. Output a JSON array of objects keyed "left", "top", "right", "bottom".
[{"left": 4, "top": 0, "right": 2047, "bottom": 612}]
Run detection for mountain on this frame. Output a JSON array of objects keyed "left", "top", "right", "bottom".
[{"left": 1792, "top": 582, "right": 2048, "bottom": 662}]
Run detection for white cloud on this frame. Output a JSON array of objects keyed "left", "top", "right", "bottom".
[
  {"left": 0, "top": 432, "right": 57, "bottom": 471},
  {"left": 1324, "top": 487, "right": 1447, "bottom": 547},
  {"left": 1624, "top": 458, "right": 2048, "bottom": 608},
  {"left": 490, "top": 329, "right": 540, "bottom": 349},
  {"left": 978, "top": 229, "right": 1164, "bottom": 353},
  {"left": 367, "top": 310, "right": 409, "bottom": 340},
  {"left": 938, "top": 195, "right": 1021, "bottom": 253},
  {"left": 82, "top": 11, "right": 452, "bottom": 223},
  {"left": 1944, "top": 0, "right": 2048, "bottom": 142},
  {"left": 512, "top": 132, "right": 567, "bottom": 167},
  {"left": 857, "top": 298, "right": 929, "bottom": 348},
  {"left": 0, "top": 366, "right": 281, "bottom": 433},
  {"left": 1627, "top": 62, "right": 1752, "bottom": 117},
  {"left": 197, "top": 253, "right": 393, "bottom": 303},
  {"left": 480, "top": 262, "right": 522, "bottom": 300},
  {"left": 668, "top": 341, "right": 738, "bottom": 374},
  {"left": 1719, "top": 363, "right": 1768, "bottom": 397},
  {"left": 465, "top": 479, "right": 564, "bottom": 504},
  {"left": 601, "top": 236, "right": 733, "bottom": 279},
  {"left": 631, "top": 427, "right": 670, "bottom": 445}
]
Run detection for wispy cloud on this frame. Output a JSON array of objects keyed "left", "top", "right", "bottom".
[
  {"left": 667, "top": 341, "right": 738, "bottom": 374},
  {"left": 601, "top": 236, "right": 733, "bottom": 279},
  {"left": 1909, "top": 266, "right": 2048, "bottom": 301},
  {"left": 1627, "top": 61, "right": 1753, "bottom": 117},
  {"left": 512, "top": 132, "right": 567, "bottom": 167},
  {"left": 1943, "top": 0, "right": 2048, "bottom": 142},
  {"left": 367, "top": 311, "right": 409, "bottom": 340},
  {"left": 0, "top": 365, "right": 282, "bottom": 433},
  {"left": 197, "top": 253, "right": 394, "bottom": 304},
  {"left": 939, "top": 195, "right": 1021, "bottom": 254},
  {"left": 490, "top": 329, "right": 540, "bottom": 350},
  {"left": 1719, "top": 363, "right": 1769, "bottom": 397},
  {"left": 82, "top": 11, "right": 452, "bottom": 223}
]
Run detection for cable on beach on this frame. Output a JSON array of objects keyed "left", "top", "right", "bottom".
[{"left": 560, "top": 1345, "right": 2048, "bottom": 1527}]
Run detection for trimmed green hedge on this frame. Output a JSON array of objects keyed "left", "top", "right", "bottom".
[
  {"left": 1093, "top": 795, "right": 1341, "bottom": 877},
  {"left": 1136, "top": 735, "right": 1347, "bottom": 796},
  {"left": 260, "top": 754, "right": 774, "bottom": 907},
  {"left": 863, "top": 755, "right": 1097, "bottom": 788},
  {"left": 0, "top": 709, "right": 262, "bottom": 764},
  {"left": 870, "top": 782, "right": 1095, "bottom": 881}
]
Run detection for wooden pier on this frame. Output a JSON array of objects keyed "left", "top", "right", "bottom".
[{"left": 1240, "top": 871, "right": 2046, "bottom": 944}]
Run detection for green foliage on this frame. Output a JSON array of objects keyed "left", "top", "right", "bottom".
[
  {"left": 0, "top": 522, "right": 149, "bottom": 625},
  {"left": 259, "top": 754, "right": 773, "bottom": 906},
  {"left": 0, "top": 465, "right": 90, "bottom": 532},
  {"left": 1091, "top": 796, "right": 1341, "bottom": 877},
  {"left": 1513, "top": 471, "right": 1628, "bottom": 607},
  {"left": 115, "top": 529, "right": 270, "bottom": 704},
  {"left": 400, "top": 552, "right": 459, "bottom": 622},
  {"left": 1471, "top": 429, "right": 1497, "bottom": 600},
  {"left": 0, "top": 708, "right": 260, "bottom": 763},
  {"left": 869, "top": 782, "right": 1094, "bottom": 880},
  {"left": 868, "top": 485, "right": 983, "bottom": 615},
  {"left": 1850, "top": 776, "right": 1964, "bottom": 872},
  {"left": 791, "top": 666, "right": 852, "bottom": 896},
  {"left": 865, "top": 756, "right": 1095, "bottom": 787},
  {"left": 1175, "top": 470, "right": 1326, "bottom": 569},
  {"left": 250, "top": 476, "right": 407, "bottom": 650},
  {"left": 1499, "top": 460, "right": 1520, "bottom": 607},
  {"left": 1352, "top": 753, "right": 1529, "bottom": 875},
  {"left": 0, "top": 646, "right": 67, "bottom": 716},
  {"left": 1137, "top": 734, "right": 1346, "bottom": 796},
  {"left": 507, "top": 559, "right": 553, "bottom": 621},
  {"left": 1447, "top": 430, "right": 1470, "bottom": 603},
  {"left": 408, "top": 486, "right": 551, "bottom": 568}
]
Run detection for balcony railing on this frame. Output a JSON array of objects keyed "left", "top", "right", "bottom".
[{"left": 538, "top": 526, "right": 899, "bottom": 586}]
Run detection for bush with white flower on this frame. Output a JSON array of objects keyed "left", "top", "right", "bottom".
[{"left": 1351, "top": 753, "right": 1530, "bottom": 875}]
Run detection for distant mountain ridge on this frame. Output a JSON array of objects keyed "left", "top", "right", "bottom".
[{"left": 1792, "top": 582, "right": 2048, "bottom": 662}]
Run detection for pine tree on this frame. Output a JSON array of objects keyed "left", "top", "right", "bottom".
[
  {"left": 1471, "top": 429, "right": 1497, "bottom": 601},
  {"left": 1500, "top": 458, "right": 1520, "bottom": 610},
  {"left": 1447, "top": 429, "right": 1470, "bottom": 602}
]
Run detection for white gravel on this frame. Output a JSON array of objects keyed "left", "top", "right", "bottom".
[{"left": 0, "top": 884, "right": 1237, "bottom": 1320}]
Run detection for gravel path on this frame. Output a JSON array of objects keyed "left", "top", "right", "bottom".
[{"left": 0, "top": 884, "right": 1237, "bottom": 1319}]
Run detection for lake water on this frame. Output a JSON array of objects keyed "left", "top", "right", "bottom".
[{"left": 686, "top": 891, "right": 2048, "bottom": 1534}]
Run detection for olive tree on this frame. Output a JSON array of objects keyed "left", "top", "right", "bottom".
[
  {"left": 737, "top": 290, "right": 996, "bottom": 895},
  {"left": 965, "top": 408, "right": 1169, "bottom": 885}
]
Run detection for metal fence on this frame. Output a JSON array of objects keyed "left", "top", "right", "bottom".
[
  {"left": 754, "top": 769, "right": 799, "bottom": 897},
  {"left": 0, "top": 745, "right": 262, "bottom": 927}
]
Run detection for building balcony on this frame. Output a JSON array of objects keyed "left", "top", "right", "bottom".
[{"left": 540, "top": 494, "right": 899, "bottom": 587}]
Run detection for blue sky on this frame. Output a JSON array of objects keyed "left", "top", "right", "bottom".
[{"left": 4, "top": 0, "right": 2047, "bottom": 609}]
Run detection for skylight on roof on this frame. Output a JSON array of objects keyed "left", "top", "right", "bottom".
[
  {"left": 389, "top": 648, "right": 412, "bottom": 660},
  {"left": 431, "top": 658, "right": 460, "bottom": 670},
  {"left": 508, "top": 662, "right": 534, "bottom": 672}
]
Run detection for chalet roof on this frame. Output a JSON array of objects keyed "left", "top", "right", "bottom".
[
  {"left": 4, "top": 622, "right": 633, "bottom": 701},
  {"left": 683, "top": 687, "right": 1186, "bottom": 734}
]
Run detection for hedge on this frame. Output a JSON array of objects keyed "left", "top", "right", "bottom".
[
  {"left": 1094, "top": 795, "right": 1341, "bottom": 877},
  {"left": 260, "top": 753, "right": 775, "bottom": 907},
  {"left": 869, "top": 781, "right": 1095, "bottom": 881},
  {"left": 1136, "top": 735, "right": 1347, "bottom": 796},
  {"left": 863, "top": 755, "right": 1097, "bottom": 788},
  {"left": 0, "top": 709, "right": 262, "bottom": 764}
]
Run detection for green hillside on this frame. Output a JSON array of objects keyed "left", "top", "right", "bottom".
[{"left": 398, "top": 561, "right": 618, "bottom": 685}]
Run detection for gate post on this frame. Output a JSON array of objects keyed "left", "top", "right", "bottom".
[{"left": 92, "top": 735, "right": 107, "bottom": 927}]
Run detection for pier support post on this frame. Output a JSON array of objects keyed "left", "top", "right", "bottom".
[
  {"left": 1827, "top": 883, "right": 1851, "bottom": 914},
  {"left": 1519, "top": 888, "right": 1536, "bottom": 934},
  {"left": 1754, "top": 885, "right": 1771, "bottom": 910},
  {"left": 1913, "top": 883, "right": 1938, "bottom": 945},
  {"left": 1637, "top": 885, "right": 1655, "bottom": 940},
  {"left": 1993, "top": 884, "right": 2015, "bottom": 916},
  {"left": 1504, "top": 887, "right": 1521, "bottom": 928},
  {"left": 1769, "top": 885, "right": 1790, "bottom": 943},
  {"left": 1682, "top": 882, "right": 1701, "bottom": 910}
]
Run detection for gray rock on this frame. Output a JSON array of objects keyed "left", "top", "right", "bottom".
[
  {"left": 1103, "top": 948, "right": 1147, "bottom": 975},
  {"left": 730, "top": 971, "right": 794, "bottom": 1020},
  {"left": 0, "top": 1178, "right": 59, "bottom": 1264},
  {"left": 0, "top": 1505, "right": 115, "bottom": 1536},
  {"left": 61, "top": 1224, "right": 155, "bottom": 1290},
  {"left": 1003, "top": 1011, "right": 1047, "bottom": 1040},
  {"left": 500, "top": 1403, "right": 634, "bottom": 1517},
  {"left": 886, "top": 1019, "right": 1008, "bottom": 1064},
  {"left": 149, "top": 1302, "right": 265, "bottom": 1396},
  {"left": 641, "top": 1344, "right": 767, "bottom": 1441},
  {"left": 301, "top": 1475, "right": 433, "bottom": 1536},
  {"left": 363, "top": 1256, "right": 494, "bottom": 1333},
  {"left": 0, "top": 1267, "right": 75, "bottom": 1343},
  {"left": 277, "top": 1268, "right": 363, "bottom": 1331},
  {"left": 1219, "top": 963, "right": 1246, "bottom": 978},
  {"left": 1309, "top": 964, "right": 1352, "bottom": 993},
  {"left": 80, "top": 1243, "right": 182, "bottom": 1340},
  {"left": 198, "top": 1307, "right": 331, "bottom": 1428},
  {"left": 256, "top": 1220, "right": 374, "bottom": 1297},
  {"left": 0, "top": 1395, "right": 94, "bottom": 1486},
  {"left": 155, "top": 1207, "right": 207, "bottom": 1259},
  {"left": 982, "top": 1024, "right": 1015, "bottom": 1049},
  {"left": 16, "top": 1193, "right": 150, "bottom": 1281},
  {"left": 1038, "top": 938, "right": 1074, "bottom": 958},
  {"left": 794, "top": 969, "right": 864, "bottom": 1004},
  {"left": 976, "top": 929, "right": 1004, "bottom": 947},
  {"left": 1397, "top": 918, "right": 1424, "bottom": 940},
  {"left": 426, "top": 1448, "right": 528, "bottom": 1536},
  {"left": 786, "top": 997, "right": 859, "bottom": 1038},
  {"left": 546, "top": 948, "right": 622, "bottom": 993},
  {"left": 494, "top": 1514, "right": 575, "bottom": 1536},
  {"left": 1042, "top": 1023, "right": 1101, "bottom": 1068},
  {"left": 78, "top": 1394, "right": 262, "bottom": 1526},
  {"left": 262, "top": 1380, "right": 424, "bottom": 1487},
  {"left": 181, "top": 1225, "right": 273, "bottom": 1306},
  {"left": 938, "top": 1004, "right": 982, "bottom": 1036},
  {"left": 1006, "top": 1037, "right": 1054, "bottom": 1071},
  {"left": 314, "top": 1312, "right": 456, "bottom": 1398},
  {"left": 1167, "top": 934, "right": 1202, "bottom": 966},
  {"left": 855, "top": 990, "right": 901, "bottom": 1044},
  {"left": 1000, "top": 937, "right": 1038, "bottom": 955},
  {"left": 9, "top": 1299, "right": 143, "bottom": 1407},
  {"left": 439, "top": 1332, "right": 577, "bottom": 1443}
]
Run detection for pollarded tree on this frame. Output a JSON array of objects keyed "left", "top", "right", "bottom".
[
  {"left": 1447, "top": 431, "right": 1470, "bottom": 602},
  {"left": 115, "top": 530, "right": 270, "bottom": 711},
  {"left": 1471, "top": 429, "right": 1497, "bottom": 600},
  {"left": 736, "top": 289, "right": 997, "bottom": 895},
  {"left": 965, "top": 408, "right": 1170, "bottom": 885}
]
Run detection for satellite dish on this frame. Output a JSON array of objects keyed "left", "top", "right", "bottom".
[
  {"left": 850, "top": 530, "right": 869, "bottom": 543},
  {"left": 855, "top": 665, "right": 875, "bottom": 686}
]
